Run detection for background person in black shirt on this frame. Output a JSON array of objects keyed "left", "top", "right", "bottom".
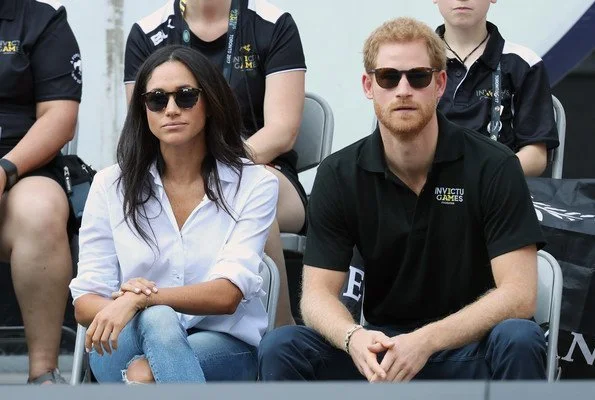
[
  {"left": 434, "top": 0, "right": 559, "bottom": 176},
  {"left": 125, "top": 0, "right": 307, "bottom": 327},
  {"left": 259, "top": 17, "right": 546, "bottom": 382},
  {"left": 0, "top": 0, "right": 82, "bottom": 384}
]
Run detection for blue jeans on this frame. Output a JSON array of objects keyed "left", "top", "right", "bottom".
[
  {"left": 90, "top": 305, "right": 257, "bottom": 383},
  {"left": 258, "top": 319, "right": 546, "bottom": 380}
]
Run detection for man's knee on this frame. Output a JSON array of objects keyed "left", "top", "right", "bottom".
[{"left": 490, "top": 319, "right": 546, "bottom": 353}]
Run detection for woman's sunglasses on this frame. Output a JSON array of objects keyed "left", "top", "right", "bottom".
[
  {"left": 367, "top": 67, "right": 440, "bottom": 89},
  {"left": 142, "top": 87, "right": 202, "bottom": 112}
]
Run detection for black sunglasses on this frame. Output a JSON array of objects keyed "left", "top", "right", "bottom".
[
  {"left": 367, "top": 67, "right": 440, "bottom": 89},
  {"left": 142, "top": 87, "right": 202, "bottom": 112}
]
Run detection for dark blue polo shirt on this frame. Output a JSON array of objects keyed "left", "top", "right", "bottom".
[
  {"left": 437, "top": 22, "right": 559, "bottom": 153},
  {"left": 0, "top": 0, "right": 82, "bottom": 150},
  {"left": 304, "top": 113, "right": 545, "bottom": 329}
]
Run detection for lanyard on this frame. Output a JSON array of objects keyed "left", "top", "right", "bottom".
[
  {"left": 179, "top": 0, "right": 240, "bottom": 83},
  {"left": 487, "top": 62, "right": 502, "bottom": 141}
]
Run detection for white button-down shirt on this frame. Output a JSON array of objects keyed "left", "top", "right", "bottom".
[{"left": 70, "top": 160, "right": 278, "bottom": 346}]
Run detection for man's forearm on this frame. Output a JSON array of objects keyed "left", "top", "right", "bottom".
[
  {"left": 418, "top": 286, "right": 534, "bottom": 353},
  {"left": 301, "top": 291, "right": 360, "bottom": 350}
]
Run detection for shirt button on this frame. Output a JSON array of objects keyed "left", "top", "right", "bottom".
[{"left": 455, "top": 70, "right": 463, "bottom": 78}]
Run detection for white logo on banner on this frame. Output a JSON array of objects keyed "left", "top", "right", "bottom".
[
  {"left": 561, "top": 332, "right": 595, "bottom": 366},
  {"left": 533, "top": 199, "right": 595, "bottom": 222}
]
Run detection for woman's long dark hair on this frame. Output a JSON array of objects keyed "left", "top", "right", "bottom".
[{"left": 117, "top": 45, "right": 249, "bottom": 246}]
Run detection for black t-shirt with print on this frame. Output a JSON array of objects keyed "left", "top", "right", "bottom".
[
  {"left": 304, "top": 113, "right": 545, "bottom": 329},
  {"left": 0, "top": 0, "right": 82, "bottom": 149},
  {"left": 125, "top": 0, "right": 306, "bottom": 170}
]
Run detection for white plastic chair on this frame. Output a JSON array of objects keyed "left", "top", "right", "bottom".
[
  {"left": 535, "top": 249, "right": 563, "bottom": 382},
  {"left": 280, "top": 92, "right": 334, "bottom": 254},
  {"left": 70, "top": 254, "right": 280, "bottom": 385},
  {"left": 551, "top": 95, "right": 566, "bottom": 179}
]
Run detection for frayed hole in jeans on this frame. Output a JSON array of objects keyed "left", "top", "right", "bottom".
[{"left": 121, "top": 355, "right": 148, "bottom": 384}]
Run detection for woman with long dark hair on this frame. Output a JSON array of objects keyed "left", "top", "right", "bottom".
[
  {"left": 125, "top": 0, "right": 307, "bottom": 326},
  {"left": 70, "top": 45, "right": 278, "bottom": 383}
]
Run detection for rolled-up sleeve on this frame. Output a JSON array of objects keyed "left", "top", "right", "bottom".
[
  {"left": 206, "top": 172, "right": 279, "bottom": 300},
  {"left": 69, "top": 171, "right": 120, "bottom": 302}
]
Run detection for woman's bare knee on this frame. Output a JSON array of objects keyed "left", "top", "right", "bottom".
[{"left": 125, "top": 357, "right": 154, "bottom": 383}]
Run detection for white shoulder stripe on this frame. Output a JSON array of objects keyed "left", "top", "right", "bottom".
[
  {"left": 502, "top": 41, "right": 542, "bottom": 68},
  {"left": 35, "top": 0, "right": 62, "bottom": 10},
  {"left": 137, "top": 0, "right": 175, "bottom": 34},
  {"left": 248, "top": 0, "right": 284, "bottom": 24}
]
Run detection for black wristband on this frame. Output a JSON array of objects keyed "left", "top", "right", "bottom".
[{"left": 0, "top": 159, "right": 19, "bottom": 191}]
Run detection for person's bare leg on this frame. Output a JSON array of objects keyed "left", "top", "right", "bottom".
[
  {"left": 264, "top": 167, "right": 306, "bottom": 327},
  {"left": 0, "top": 177, "right": 71, "bottom": 382},
  {"left": 266, "top": 168, "right": 306, "bottom": 234},
  {"left": 264, "top": 219, "right": 295, "bottom": 326},
  {"left": 125, "top": 357, "right": 155, "bottom": 383}
]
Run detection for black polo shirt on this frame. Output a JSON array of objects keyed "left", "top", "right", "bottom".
[
  {"left": 0, "top": 0, "right": 82, "bottom": 150},
  {"left": 125, "top": 0, "right": 306, "bottom": 171},
  {"left": 437, "top": 22, "right": 558, "bottom": 153},
  {"left": 304, "top": 113, "right": 545, "bottom": 329}
]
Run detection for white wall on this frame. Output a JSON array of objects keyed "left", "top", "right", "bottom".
[{"left": 60, "top": 0, "right": 592, "bottom": 189}]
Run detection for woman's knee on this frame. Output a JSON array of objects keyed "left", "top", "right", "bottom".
[
  {"left": 124, "top": 356, "right": 154, "bottom": 384},
  {"left": 137, "top": 305, "right": 184, "bottom": 338}
]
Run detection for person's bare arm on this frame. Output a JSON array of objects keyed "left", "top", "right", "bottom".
[
  {"left": 145, "top": 279, "right": 243, "bottom": 315},
  {"left": 418, "top": 244, "right": 537, "bottom": 352},
  {"left": 300, "top": 266, "right": 355, "bottom": 346},
  {"left": 3, "top": 100, "right": 78, "bottom": 174},
  {"left": 516, "top": 143, "right": 547, "bottom": 176},
  {"left": 125, "top": 83, "right": 135, "bottom": 104},
  {"left": 301, "top": 265, "right": 390, "bottom": 380},
  {"left": 245, "top": 71, "right": 305, "bottom": 164}
]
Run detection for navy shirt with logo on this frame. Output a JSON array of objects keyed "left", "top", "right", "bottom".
[
  {"left": 437, "top": 22, "right": 559, "bottom": 153},
  {"left": 304, "top": 113, "right": 545, "bottom": 329},
  {"left": 0, "top": 0, "right": 82, "bottom": 150},
  {"left": 125, "top": 0, "right": 306, "bottom": 170}
]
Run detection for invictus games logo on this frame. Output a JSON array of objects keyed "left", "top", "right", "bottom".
[
  {"left": 435, "top": 187, "right": 464, "bottom": 205},
  {"left": 70, "top": 53, "right": 82, "bottom": 84},
  {"left": 0, "top": 40, "right": 20, "bottom": 54},
  {"left": 476, "top": 88, "right": 512, "bottom": 101},
  {"left": 234, "top": 43, "right": 258, "bottom": 72}
]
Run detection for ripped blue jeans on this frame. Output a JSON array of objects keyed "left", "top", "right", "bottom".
[{"left": 89, "top": 305, "right": 257, "bottom": 383}]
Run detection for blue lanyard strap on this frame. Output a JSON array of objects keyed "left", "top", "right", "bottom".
[{"left": 488, "top": 62, "right": 503, "bottom": 141}]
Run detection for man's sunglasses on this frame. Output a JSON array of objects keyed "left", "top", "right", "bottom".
[
  {"left": 142, "top": 87, "right": 202, "bottom": 112},
  {"left": 367, "top": 67, "right": 440, "bottom": 89}
]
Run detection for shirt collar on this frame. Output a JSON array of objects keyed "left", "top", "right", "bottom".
[
  {"left": 357, "top": 112, "right": 464, "bottom": 174},
  {"left": 436, "top": 21, "right": 504, "bottom": 71},
  {"left": 0, "top": 0, "right": 16, "bottom": 20},
  {"left": 148, "top": 159, "right": 241, "bottom": 189}
]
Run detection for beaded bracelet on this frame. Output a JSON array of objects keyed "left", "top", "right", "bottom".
[{"left": 344, "top": 324, "right": 363, "bottom": 354}]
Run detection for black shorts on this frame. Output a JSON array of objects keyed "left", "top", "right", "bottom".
[
  {"left": 10, "top": 155, "right": 77, "bottom": 239},
  {"left": 268, "top": 159, "right": 308, "bottom": 235}
]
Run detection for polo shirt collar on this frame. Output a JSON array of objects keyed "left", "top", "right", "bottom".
[
  {"left": 357, "top": 112, "right": 464, "bottom": 174},
  {"left": 0, "top": 0, "right": 16, "bottom": 20},
  {"left": 436, "top": 21, "right": 504, "bottom": 71},
  {"left": 434, "top": 111, "right": 464, "bottom": 163},
  {"left": 479, "top": 22, "right": 504, "bottom": 70},
  {"left": 357, "top": 127, "right": 386, "bottom": 174}
]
